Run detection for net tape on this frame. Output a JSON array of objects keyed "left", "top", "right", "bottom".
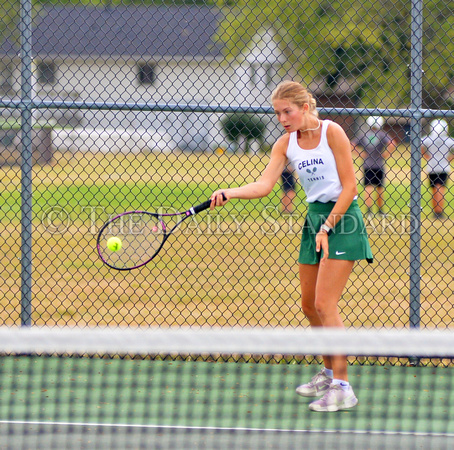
[{"left": 1, "top": 326, "right": 453, "bottom": 357}]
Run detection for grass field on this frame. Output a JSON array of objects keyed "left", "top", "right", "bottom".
[{"left": 0, "top": 147, "right": 453, "bottom": 329}]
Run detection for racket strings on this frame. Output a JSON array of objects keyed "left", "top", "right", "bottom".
[{"left": 99, "top": 213, "right": 165, "bottom": 269}]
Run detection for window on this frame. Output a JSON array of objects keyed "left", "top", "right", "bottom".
[
  {"left": 37, "top": 61, "right": 56, "bottom": 85},
  {"left": 138, "top": 64, "right": 156, "bottom": 85}
]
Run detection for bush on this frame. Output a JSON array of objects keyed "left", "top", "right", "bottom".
[{"left": 221, "top": 113, "right": 265, "bottom": 153}]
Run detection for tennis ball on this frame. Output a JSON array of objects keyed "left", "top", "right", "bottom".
[{"left": 106, "top": 237, "right": 122, "bottom": 252}]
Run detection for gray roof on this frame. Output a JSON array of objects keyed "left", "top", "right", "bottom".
[{"left": 1, "top": 5, "right": 224, "bottom": 59}]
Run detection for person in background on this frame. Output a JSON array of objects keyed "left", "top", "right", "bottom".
[
  {"left": 281, "top": 167, "right": 296, "bottom": 214},
  {"left": 421, "top": 119, "right": 454, "bottom": 220},
  {"left": 352, "top": 116, "right": 396, "bottom": 218}
]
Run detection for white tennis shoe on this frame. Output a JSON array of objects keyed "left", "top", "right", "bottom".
[
  {"left": 309, "top": 384, "right": 358, "bottom": 412},
  {"left": 295, "top": 368, "right": 332, "bottom": 397}
]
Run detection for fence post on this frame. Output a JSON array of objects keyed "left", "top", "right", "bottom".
[
  {"left": 408, "top": 0, "right": 424, "bottom": 330},
  {"left": 19, "top": 0, "right": 33, "bottom": 327}
]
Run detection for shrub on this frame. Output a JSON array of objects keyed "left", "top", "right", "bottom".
[{"left": 221, "top": 113, "right": 265, "bottom": 153}]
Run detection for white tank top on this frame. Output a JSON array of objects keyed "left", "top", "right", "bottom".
[{"left": 286, "top": 120, "right": 343, "bottom": 203}]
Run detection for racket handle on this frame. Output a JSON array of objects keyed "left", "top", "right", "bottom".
[
  {"left": 192, "top": 193, "right": 227, "bottom": 214},
  {"left": 192, "top": 200, "right": 212, "bottom": 214}
]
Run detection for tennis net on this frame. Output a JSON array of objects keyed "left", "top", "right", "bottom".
[{"left": 1, "top": 326, "right": 454, "bottom": 449}]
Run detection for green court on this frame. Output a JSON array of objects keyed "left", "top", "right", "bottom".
[{"left": 2, "top": 356, "right": 454, "bottom": 448}]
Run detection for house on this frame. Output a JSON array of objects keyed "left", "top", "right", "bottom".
[
  {"left": 0, "top": 5, "right": 231, "bottom": 152},
  {"left": 0, "top": 5, "right": 297, "bottom": 153},
  {"left": 2, "top": 4, "right": 389, "bottom": 153}
]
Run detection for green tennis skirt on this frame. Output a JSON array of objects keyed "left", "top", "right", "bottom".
[{"left": 299, "top": 200, "right": 373, "bottom": 265}]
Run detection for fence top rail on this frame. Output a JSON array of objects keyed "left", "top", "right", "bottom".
[{"left": 0, "top": 99, "right": 453, "bottom": 118}]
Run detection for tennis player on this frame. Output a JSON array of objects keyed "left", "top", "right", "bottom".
[{"left": 211, "top": 80, "right": 373, "bottom": 412}]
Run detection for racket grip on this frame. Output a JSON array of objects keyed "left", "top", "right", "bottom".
[
  {"left": 192, "top": 200, "right": 212, "bottom": 214},
  {"left": 192, "top": 193, "right": 227, "bottom": 214}
]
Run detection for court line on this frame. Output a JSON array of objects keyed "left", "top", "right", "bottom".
[{"left": 1, "top": 420, "right": 454, "bottom": 438}]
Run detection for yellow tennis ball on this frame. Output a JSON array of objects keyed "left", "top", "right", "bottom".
[{"left": 106, "top": 237, "right": 122, "bottom": 252}]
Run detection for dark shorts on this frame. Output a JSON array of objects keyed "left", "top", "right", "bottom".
[
  {"left": 428, "top": 172, "right": 448, "bottom": 188},
  {"left": 364, "top": 168, "right": 385, "bottom": 187},
  {"left": 299, "top": 200, "right": 374, "bottom": 265},
  {"left": 281, "top": 170, "right": 296, "bottom": 192}
]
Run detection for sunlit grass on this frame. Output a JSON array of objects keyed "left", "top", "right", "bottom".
[{"left": 1, "top": 146, "right": 453, "bottom": 329}]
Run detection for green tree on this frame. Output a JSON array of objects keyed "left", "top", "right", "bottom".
[
  {"left": 215, "top": 0, "right": 453, "bottom": 109},
  {"left": 221, "top": 113, "right": 266, "bottom": 153},
  {"left": 0, "top": 1, "right": 19, "bottom": 46},
  {"left": 421, "top": 0, "right": 454, "bottom": 109},
  {"left": 35, "top": 0, "right": 208, "bottom": 5},
  {"left": 6, "top": 0, "right": 453, "bottom": 109}
]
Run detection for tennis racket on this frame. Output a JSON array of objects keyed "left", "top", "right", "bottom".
[{"left": 97, "top": 195, "right": 224, "bottom": 270}]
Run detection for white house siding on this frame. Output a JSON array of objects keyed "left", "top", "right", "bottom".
[
  {"left": 1, "top": 52, "right": 280, "bottom": 153},
  {"left": 1, "top": 6, "right": 285, "bottom": 154},
  {"left": 37, "top": 57, "right": 237, "bottom": 152}
]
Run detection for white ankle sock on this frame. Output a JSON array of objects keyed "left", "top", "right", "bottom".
[
  {"left": 324, "top": 368, "right": 333, "bottom": 378},
  {"left": 332, "top": 379, "right": 350, "bottom": 391}
]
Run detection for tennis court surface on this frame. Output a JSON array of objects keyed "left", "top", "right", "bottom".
[{"left": 1, "top": 327, "right": 454, "bottom": 449}]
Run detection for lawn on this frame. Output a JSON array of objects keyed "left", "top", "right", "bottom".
[{"left": 0, "top": 147, "right": 453, "bottom": 329}]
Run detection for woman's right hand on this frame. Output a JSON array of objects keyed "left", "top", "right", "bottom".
[{"left": 210, "top": 190, "right": 229, "bottom": 209}]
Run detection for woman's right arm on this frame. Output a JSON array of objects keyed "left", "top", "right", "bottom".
[{"left": 210, "top": 136, "right": 288, "bottom": 208}]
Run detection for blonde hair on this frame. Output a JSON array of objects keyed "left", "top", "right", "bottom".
[{"left": 271, "top": 81, "right": 318, "bottom": 117}]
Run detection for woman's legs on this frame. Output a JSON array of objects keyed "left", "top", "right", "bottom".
[
  {"left": 364, "top": 185, "right": 375, "bottom": 212},
  {"left": 300, "top": 263, "right": 331, "bottom": 370},
  {"left": 314, "top": 259, "right": 354, "bottom": 380},
  {"left": 300, "top": 259, "right": 354, "bottom": 380},
  {"left": 432, "top": 184, "right": 445, "bottom": 215}
]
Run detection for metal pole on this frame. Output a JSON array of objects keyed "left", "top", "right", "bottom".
[
  {"left": 19, "top": 0, "right": 34, "bottom": 326},
  {"left": 408, "top": 0, "right": 424, "bottom": 329}
]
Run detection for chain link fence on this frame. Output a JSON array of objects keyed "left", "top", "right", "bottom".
[{"left": 0, "top": 0, "right": 453, "bottom": 332}]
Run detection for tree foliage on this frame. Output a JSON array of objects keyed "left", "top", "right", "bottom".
[
  {"left": 215, "top": 0, "right": 453, "bottom": 109},
  {"left": 221, "top": 113, "right": 265, "bottom": 153},
  {"left": 0, "top": 1, "right": 20, "bottom": 46},
  {"left": 34, "top": 0, "right": 208, "bottom": 5},
  {"left": 3, "top": 0, "right": 452, "bottom": 109}
]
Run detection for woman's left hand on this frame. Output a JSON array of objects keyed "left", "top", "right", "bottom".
[{"left": 316, "top": 231, "right": 329, "bottom": 262}]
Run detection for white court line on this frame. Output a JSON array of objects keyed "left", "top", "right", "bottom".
[{"left": 1, "top": 420, "right": 454, "bottom": 438}]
